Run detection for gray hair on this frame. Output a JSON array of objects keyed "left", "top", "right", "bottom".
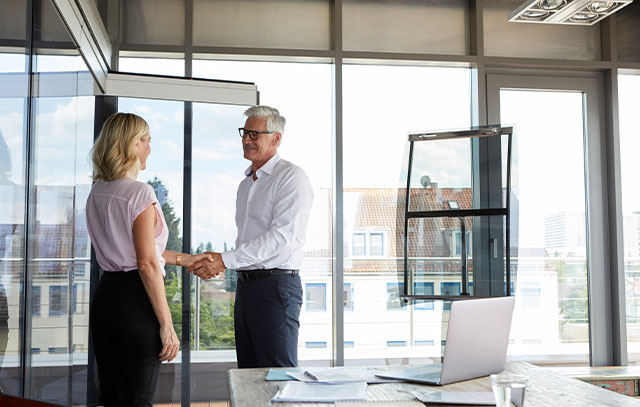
[{"left": 244, "top": 105, "right": 286, "bottom": 134}]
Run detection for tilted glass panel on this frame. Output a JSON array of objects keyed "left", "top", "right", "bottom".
[{"left": 407, "top": 134, "right": 510, "bottom": 212}]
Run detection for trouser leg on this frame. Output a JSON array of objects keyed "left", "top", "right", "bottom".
[
  {"left": 240, "top": 275, "right": 303, "bottom": 368},
  {"left": 234, "top": 279, "right": 258, "bottom": 368}
]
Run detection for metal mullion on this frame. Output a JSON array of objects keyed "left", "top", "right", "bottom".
[
  {"left": 601, "top": 15, "right": 627, "bottom": 366},
  {"left": 19, "top": 0, "right": 35, "bottom": 397},
  {"left": 406, "top": 208, "right": 507, "bottom": 219},
  {"left": 332, "top": 0, "right": 344, "bottom": 367},
  {"left": 181, "top": 1, "right": 193, "bottom": 405}
]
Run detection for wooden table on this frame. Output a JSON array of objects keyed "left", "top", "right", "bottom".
[
  {"left": 228, "top": 362, "right": 640, "bottom": 406},
  {"left": 547, "top": 365, "right": 640, "bottom": 397}
]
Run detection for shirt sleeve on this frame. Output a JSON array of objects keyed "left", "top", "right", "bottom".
[
  {"left": 221, "top": 167, "right": 313, "bottom": 269},
  {"left": 130, "top": 183, "right": 159, "bottom": 224}
]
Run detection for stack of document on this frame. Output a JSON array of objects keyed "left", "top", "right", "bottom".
[
  {"left": 286, "top": 368, "right": 402, "bottom": 384},
  {"left": 272, "top": 381, "right": 368, "bottom": 403}
]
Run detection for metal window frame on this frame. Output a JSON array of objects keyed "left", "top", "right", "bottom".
[{"left": 486, "top": 72, "right": 625, "bottom": 366}]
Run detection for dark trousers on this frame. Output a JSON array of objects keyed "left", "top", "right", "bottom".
[
  {"left": 90, "top": 271, "right": 162, "bottom": 407},
  {"left": 234, "top": 274, "right": 303, "bottom": 368}
]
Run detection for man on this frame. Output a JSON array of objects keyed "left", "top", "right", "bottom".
[{"left": 188, "top": 105, "right": 313, "bottom": 368}]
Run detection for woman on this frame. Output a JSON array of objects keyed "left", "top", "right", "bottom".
[{"left": 86, "top": 113, "right": 212, "bottom": 406}]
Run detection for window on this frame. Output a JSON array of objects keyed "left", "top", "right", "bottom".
[
  {"left": 72, "top": 283, "right": 77, "bottom": 314},
  {"left": 344, "top": 283, "right": 354, "bottom": 311},
  {"left": 387, "top": 283, "right": 405, "bottom": 310},
  {"left": 441, "top": 282, "right": 461, "bottom": 311},
  {"left": 49, "top": 286, "right": 68, "bottom": 316},
  {"left": 387, "top": 341, "right": 407, "bottom": 347},
  {"left": 306, "top": 283, "right": 326, "bottom": 311},
  {"left": 413, "top": 282, "right": 434, "bottom": 310},
  {"left": 454, "top": 231, "right": 472, "bottom": 256},
  {"left": 305, "top": 342, "right": 327, "bottom": 349},
  {"left": 32, "top": 286, "right": 41, "bottom": 316},
  {"left": 353, "top": 233, "right": 366, "bottom": 256},
  {"left": 344, "top": 341, "right": 355, "bottom": 348},
  {"left": 520, "top": 282, "right": 541, "bottom": 308},
  {"left": 344, "top": 64, "right": 470, "bottom": 361},
  {"left": 370, "top": 233, "right": 384, "bottom": 256}
]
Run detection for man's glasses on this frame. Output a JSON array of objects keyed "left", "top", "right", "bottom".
[{"left": 238, "top": 128, "right": 273, "bottom": 141}]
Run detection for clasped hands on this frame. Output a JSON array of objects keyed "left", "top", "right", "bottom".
[{"left": 187, "top": 251, "right": 226, "bottom": 280}]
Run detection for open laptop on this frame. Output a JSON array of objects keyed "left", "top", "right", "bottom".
[{"left": 375, "top": 296, "right": 516, "bottom": 386}]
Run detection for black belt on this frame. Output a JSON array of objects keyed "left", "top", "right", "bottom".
[{"left": 237, "top": 269, "right": 299, "bottom": 281}]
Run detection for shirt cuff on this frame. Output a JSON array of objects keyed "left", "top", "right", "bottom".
[{"left": 221, "top": 251, "right": 238, "bottom": 269}]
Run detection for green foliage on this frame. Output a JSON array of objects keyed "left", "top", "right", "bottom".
[
  {"left": 197, "top": 281, "right": 236, "bottom": 350},
  {"left": 146, "top": 176, "right": 236, "bottom": 349},
  {"left": 147, "top": 176, "right": 182, "bottom": 282}
]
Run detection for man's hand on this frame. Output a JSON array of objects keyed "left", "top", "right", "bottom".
[{"left": 187, "top": 252, "right": 226, "bottom": 280}]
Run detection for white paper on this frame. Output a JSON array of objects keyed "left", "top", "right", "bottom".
[
  {"left": 272, "top": 381, "right": 368, "bottom": 402},
  {"left": 287, "top": 369, "right": 403, "bottom": 384},
  {"left": 413, "top": 391, "right": 496, "bottom": 405}
]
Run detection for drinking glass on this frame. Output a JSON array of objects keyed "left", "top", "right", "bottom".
[{"left": 491, "top": 373, "right": 528, "bottom": 407}]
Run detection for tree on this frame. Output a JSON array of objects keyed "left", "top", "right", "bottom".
[
  {"left": 145, "top": 177, "right": 236, "bottom": 349},
  {"left": 147, "top": 177, "right": 183, "bottom": 328}
]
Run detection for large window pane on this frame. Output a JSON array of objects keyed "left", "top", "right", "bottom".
[
  {"left": 117, "top": 97, "right": 185, "bottom": 404},
  {"left": 500, "top": 90, "right": 588, "bottom": 362},
  {"left": 192, "top": 60, "right": 332, "bottom": 392},
  {"left": 27, "top": 1, "right": 95, "bottom": 403},
  {"left": 620, "top": 74, "right": 640, "bottom": 362},
  {"left": 343, "top": 64, "right": 470, "bottom": 363},
  {"left": 0, "top": 2, "right": 28, "bottom": 396}
]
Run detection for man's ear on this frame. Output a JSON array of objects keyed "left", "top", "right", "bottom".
[{"left": 273, "top": 132, "right": 282, "bottom": 146}]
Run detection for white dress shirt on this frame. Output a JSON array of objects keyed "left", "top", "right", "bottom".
[{"left": 221, "top": 153, "right": 313, "bottom": 270}]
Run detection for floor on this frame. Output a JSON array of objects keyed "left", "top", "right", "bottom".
[{"left": 154, "top": 402, "right": 229, "bottom": 406}]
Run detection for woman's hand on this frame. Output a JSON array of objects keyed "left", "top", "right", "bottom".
[
  {"left": 181, "top": 253, "right": 213, "bottom": 268},
  {"left": 158, "top": 324, "right": 180, "bottom": 362}
]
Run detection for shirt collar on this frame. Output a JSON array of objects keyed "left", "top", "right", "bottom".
[{"left": 244, "top": 153, "right": 281, "bottom": 178}]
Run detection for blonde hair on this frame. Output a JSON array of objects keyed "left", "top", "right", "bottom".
[{"left": 91, "top": 113, "right": 149, "bottom": 182}]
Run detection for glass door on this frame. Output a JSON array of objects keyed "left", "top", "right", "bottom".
[{"left": 487, "top": 74, "right": 607, "bottom": 366}]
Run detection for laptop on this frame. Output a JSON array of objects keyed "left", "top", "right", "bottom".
[{"left": 375, "top": 296, "right": 516, "bottom": 386}]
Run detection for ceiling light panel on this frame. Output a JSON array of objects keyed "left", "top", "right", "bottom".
[{"left": 508, "top": 0, "right": 633, "bottom": 25}]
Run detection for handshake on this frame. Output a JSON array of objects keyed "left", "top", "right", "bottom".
[{"left": 186, "top": 252, "right": 226, "bottom": 280}]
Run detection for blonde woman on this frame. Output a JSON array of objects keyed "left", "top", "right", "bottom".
[{"left": 86, "top": 113, "right": 212, "bottom": 406}]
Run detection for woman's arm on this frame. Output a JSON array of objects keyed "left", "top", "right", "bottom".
[
  {"left": 133, "top": 205, "right": 179, "bottom": 362},
  {"left": 162, "top": 250, "right": 212, "bottom": 268}
]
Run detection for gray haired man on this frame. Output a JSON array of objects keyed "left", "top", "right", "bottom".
[{"left": 189, "top": 105, "right": 313, "bottom": 368}]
